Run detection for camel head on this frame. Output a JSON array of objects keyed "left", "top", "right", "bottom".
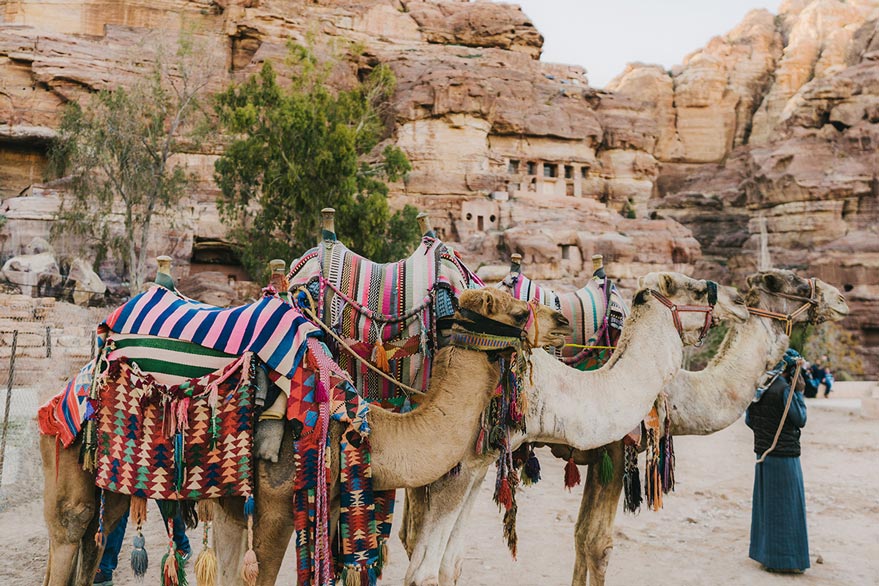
[
  {"left": 457, "top": 288, "right": 572, "bottom": 348},
  {"left": 745, "top": 269, "right": 850, "bottom": 325},
  {"left": 636, "top": 272, "right": 749, "bottom": 345}
]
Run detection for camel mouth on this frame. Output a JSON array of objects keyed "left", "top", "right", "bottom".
[
  {"left": 545, "top": 331, "right": 570, "bottom": 348},
  {"left": 829, "top": 305, "right": 850, "bottom": 320}
]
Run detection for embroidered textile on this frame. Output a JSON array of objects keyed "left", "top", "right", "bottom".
[
  {"left": 93, "top": 356, "right": 254, "bottom": 500},
  {"left": 288, "top": 236, "right": 481, "bottom": 411}
]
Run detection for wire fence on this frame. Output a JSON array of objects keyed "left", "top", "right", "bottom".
[{"left": 0, "top": 314, "right": 99, "bottom": 511}]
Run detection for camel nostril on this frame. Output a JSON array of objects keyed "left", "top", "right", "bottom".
[{"left": 557, "top": 315, "right": 570, "bottom": 326}]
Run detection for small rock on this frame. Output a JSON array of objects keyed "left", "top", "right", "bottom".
[
  {"left": 686, "top": 517, "right": 698, "bottom": 524},
  {"left": 816, "top": 555, "right": 824, "bottom": 564}
]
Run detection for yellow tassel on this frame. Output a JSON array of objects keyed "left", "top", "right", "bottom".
[
  {"left": 345, "top": 569, "right": 361, "bottom": 586},
  {"left": 130, "top": 495, "right": 148, "bottom": 526},
  {"left": 197, "top": 499, "right": 215, "bottom": 523},
  {"left": 242, "top": 549, "right": 259, "bottom": 586},
  {"left": 372, "top": 340, "right": 390, "bottom": 373},
  {"left": 381, "top": 540, "right": 389, "bottom": 570},
  {"left": 194, "top": 546, "right": 218, "bottom": 586}
]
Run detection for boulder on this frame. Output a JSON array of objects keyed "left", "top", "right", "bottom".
[
  {"left": 66, "top": 257, "right": 107, "bottom": 306},
  {"left": 1, "top": 252, "right": 62, "bottom": 298}
]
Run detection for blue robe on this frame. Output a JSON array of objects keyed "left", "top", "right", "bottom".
[{"left": 746, "top": 387, "right": 810, "bottom": 571}]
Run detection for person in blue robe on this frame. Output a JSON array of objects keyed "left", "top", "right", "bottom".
[{"left": 745, "top": 348, "right": 810, "bottom": 573}]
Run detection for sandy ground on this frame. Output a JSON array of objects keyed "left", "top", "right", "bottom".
[{"left": 2, "top": 398, "right": 877, "bottom": 586}]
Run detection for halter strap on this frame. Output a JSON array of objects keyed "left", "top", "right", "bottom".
[
  {"left": 747, "top": 278, "right": 818, "bottom": 336},
  {"left": 648, "top": 283, "right": 717, "bottom": 346},
  {"left": 455, "top": 308, "right": 528, "bottom": 340}
]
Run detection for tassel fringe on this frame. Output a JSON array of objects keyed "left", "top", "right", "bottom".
[
  {"left": 599, "top": 448, "right": 614, "bottom": 486},
  {"left": 194, "top": 521, "right": 217, "bottom": 586},
  {"left": 130, "top": 530, "right": 149, "bottom": 578},
  {"left": 564, "top": 457, "right": 581, "bottom": 490}
]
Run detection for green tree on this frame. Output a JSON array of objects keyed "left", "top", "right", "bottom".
[
  {"left": 791, "top": 321, "right": 864, "bottom": 381},
  {"left": 213, "top": 44, "right": 418, "bottom": 278},
  {"left": 48, "top": 40, "right": 211, "bottom": 292}
]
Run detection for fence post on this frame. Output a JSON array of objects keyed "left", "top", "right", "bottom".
[
  {"left": 46, "top": 326, "right": 52, "bottom": 358},
  {"left": 0, "top": 330, "right": 19, "bottom": 487}
]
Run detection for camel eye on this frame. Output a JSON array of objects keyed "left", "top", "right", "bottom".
[{"left": 512, "top": 309, "right": 529, "bottom": 322}]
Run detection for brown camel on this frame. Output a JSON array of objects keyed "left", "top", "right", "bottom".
[
  {"left": 399, "top": 271, "right": 751, "bottom": 586},
  {"left": 40, "top": 287, "right": 570, "bottom": 586}
]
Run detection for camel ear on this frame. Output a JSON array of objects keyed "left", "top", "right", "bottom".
[
  {"left": 659, "top": 274, "right": 677, "bottom": 297},
  {"left": 459, "top": 289, "right": 496, "bottom": 316},
  {"left": 746, "top": 274, "right": 760, "bottom": 289}
]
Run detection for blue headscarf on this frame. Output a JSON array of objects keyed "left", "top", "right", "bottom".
[{"left": 754, "top": 348, "right": 802, "bottom": 401}]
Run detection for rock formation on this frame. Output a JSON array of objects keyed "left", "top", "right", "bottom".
[{"left": 1, "top": 0, "right": 876, "bottom": 372}]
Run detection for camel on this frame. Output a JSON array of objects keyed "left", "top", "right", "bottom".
[
  {"left": 565, "top": 269, "right": 849, "bottom": 586},
  {"left": 402, "top": 269, "right": 848, "bottom": 586},
  {"left": 400, "top": 271, "right": 751, "bottom": 586},
  {"left": 39, "top": 287, "right": 571, "bottom": 586}
]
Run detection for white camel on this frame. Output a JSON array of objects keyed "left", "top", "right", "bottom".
[
  {"left": 400, "top": 271, "right": 751, "bottom": 586},
  {"left": 402, "top": 269, "right": 849, "bottom": 586}
]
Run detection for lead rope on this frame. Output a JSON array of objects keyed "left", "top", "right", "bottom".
[
  {"left": 756, "top": 359, "right": 803, "bottom": 464},
  {"left": 295, "top": 287, "right": 427, "bottom": 398}
]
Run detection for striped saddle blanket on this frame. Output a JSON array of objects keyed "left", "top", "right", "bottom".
[
  {"left": 498, "top": 271, "right": 628, "bottom": 368},
  {"left": 39, "top": 285, "right": 321, "bottom": 447},
  {"left": 288, "top": 236, "right": 482, "bottom": 411}
]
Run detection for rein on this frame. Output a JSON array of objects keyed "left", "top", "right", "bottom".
[
  {"left": 294, "top": 286, "right": 427, "bottom": 397},
  {"left": 747, "top": 278, "right": 818, "bottom": 336},
  {"left": 756, "top": 359, "right": 803, "bottom": 464},
  {"left": 647, "top": 281, "right": 717, "bottom": 346}
]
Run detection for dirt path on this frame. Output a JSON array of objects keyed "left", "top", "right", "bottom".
[{"left": 4, "top": 399, "right": 877, "bottom": 586}]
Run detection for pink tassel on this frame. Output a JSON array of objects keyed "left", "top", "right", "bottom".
[
  {"left": 475, "top": 427, "right": 486, "bottom": 455},
  {"left": 176, "top": 397, "right": 190, "bottom": 432},
  {"left": 315, "top": 379, "right": 329, "bottom": 403},
  {"left": 208, "top": 382, "right": 219, "bottom": 408}
]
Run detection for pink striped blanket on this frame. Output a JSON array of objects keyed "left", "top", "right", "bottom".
[
  {"left": 288, "top": 236, "right": 481, "bottom": 411},
  {"left": 497, "top": 271, "right": 628, "bottom": 365}
]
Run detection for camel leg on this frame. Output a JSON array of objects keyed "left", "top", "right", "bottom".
[
  {"left": 40, "top": 435, "right": 96, "bottom": 586},
  {"left": 437, "top": 464, "right": 489, "bottom": 586},
  {"left": 404, "top": 459, "right": 488, "bottom": 586},
  {"left": 216, "top": 497, "right": 248, "bottom": 586},
  {"left": 571, "top": 442, "right": 625, "bottom": 586},
  {"left": 399, "top": 487, "right": 422, "bottom": 559},
  {"left": 73, "top": 492, "right": 129, "bottom": 586},
  {"left": 252, "top": 428, "right": 298, "bottom": 586}
]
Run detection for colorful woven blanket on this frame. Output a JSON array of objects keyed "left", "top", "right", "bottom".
[
  {"left": 38, "top": 287, "right": 387, "bottom": 586},
  {"left": 287, "top": 337, "right": 383, "bottom": 586},
  {"left": 498, "top": 271, "right": 628, "bottom": 369},
  {"left": 92, "top": 355, "right": 254, "bottom": 500},
  {"left": 288, "top": 236, "right": 482, "bottom": 411},
  {"left": 104, "top": 285, "right": 320, "bottom": 395}
]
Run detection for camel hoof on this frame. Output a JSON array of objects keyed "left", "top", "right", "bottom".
[{"left": 254, "top": 419, "right": 284, "bottom": 462}]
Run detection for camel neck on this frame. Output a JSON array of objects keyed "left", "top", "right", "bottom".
[
  {"left": 523, "top": 298, "right": 684, "bottom": 450},
  {"left": 368, "top": 346, "right": 501, "bottom": 490},
  {"left": 667, "top": 290, "right": 789, "bottom": 435}
]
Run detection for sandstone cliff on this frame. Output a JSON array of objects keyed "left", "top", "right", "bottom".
[
  {"left": 1, "top": 0, "right": 876, "bottom": 373},
  {"left": 610, "top": 0, "right": 879, "bottom": 375}
]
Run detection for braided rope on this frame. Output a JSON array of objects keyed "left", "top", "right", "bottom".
[{"left": 295, "top": 287, "right": 427, "bottom": 398}]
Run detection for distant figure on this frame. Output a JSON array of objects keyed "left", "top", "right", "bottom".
[
  {"left": 809, "top": 355, "right": 834, "bottom": 398},
  {"left": 801, "top": 360, "right": 819, "bottom": 399},
  {"left": 746, "top": 348, "right": 809, "bottom": 574}
]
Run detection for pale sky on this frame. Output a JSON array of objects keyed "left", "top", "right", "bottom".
[{"left": 505, "top": 0, "right": 784, "bottom": 88}]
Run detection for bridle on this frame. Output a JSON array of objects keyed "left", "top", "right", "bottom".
[
  {"left": 747, "top": 278, "right": 818, "bottom": 336},
  {"left": 454, "top": 298, "right": 540, "bottom": 350},
  {"left": 647, "top": 280, "right": 718, "bottom": 346}
]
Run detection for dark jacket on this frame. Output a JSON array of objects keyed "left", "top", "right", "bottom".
[{"left": 746, "top": 374, "right": 807, "bottom": 458}]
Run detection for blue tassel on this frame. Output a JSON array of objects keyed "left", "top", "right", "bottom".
[
  {"left": 130, "top": 530, "right": 148, "bottom": 577},
  {"left": 173, "top": 432, "right": 185, "bottom": 491},
  {"left": 523, "top": 450, "right": 541, "bottom": 485},
  {"left": 244, "top": 495, "right": 255, "bottom": 518}
]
